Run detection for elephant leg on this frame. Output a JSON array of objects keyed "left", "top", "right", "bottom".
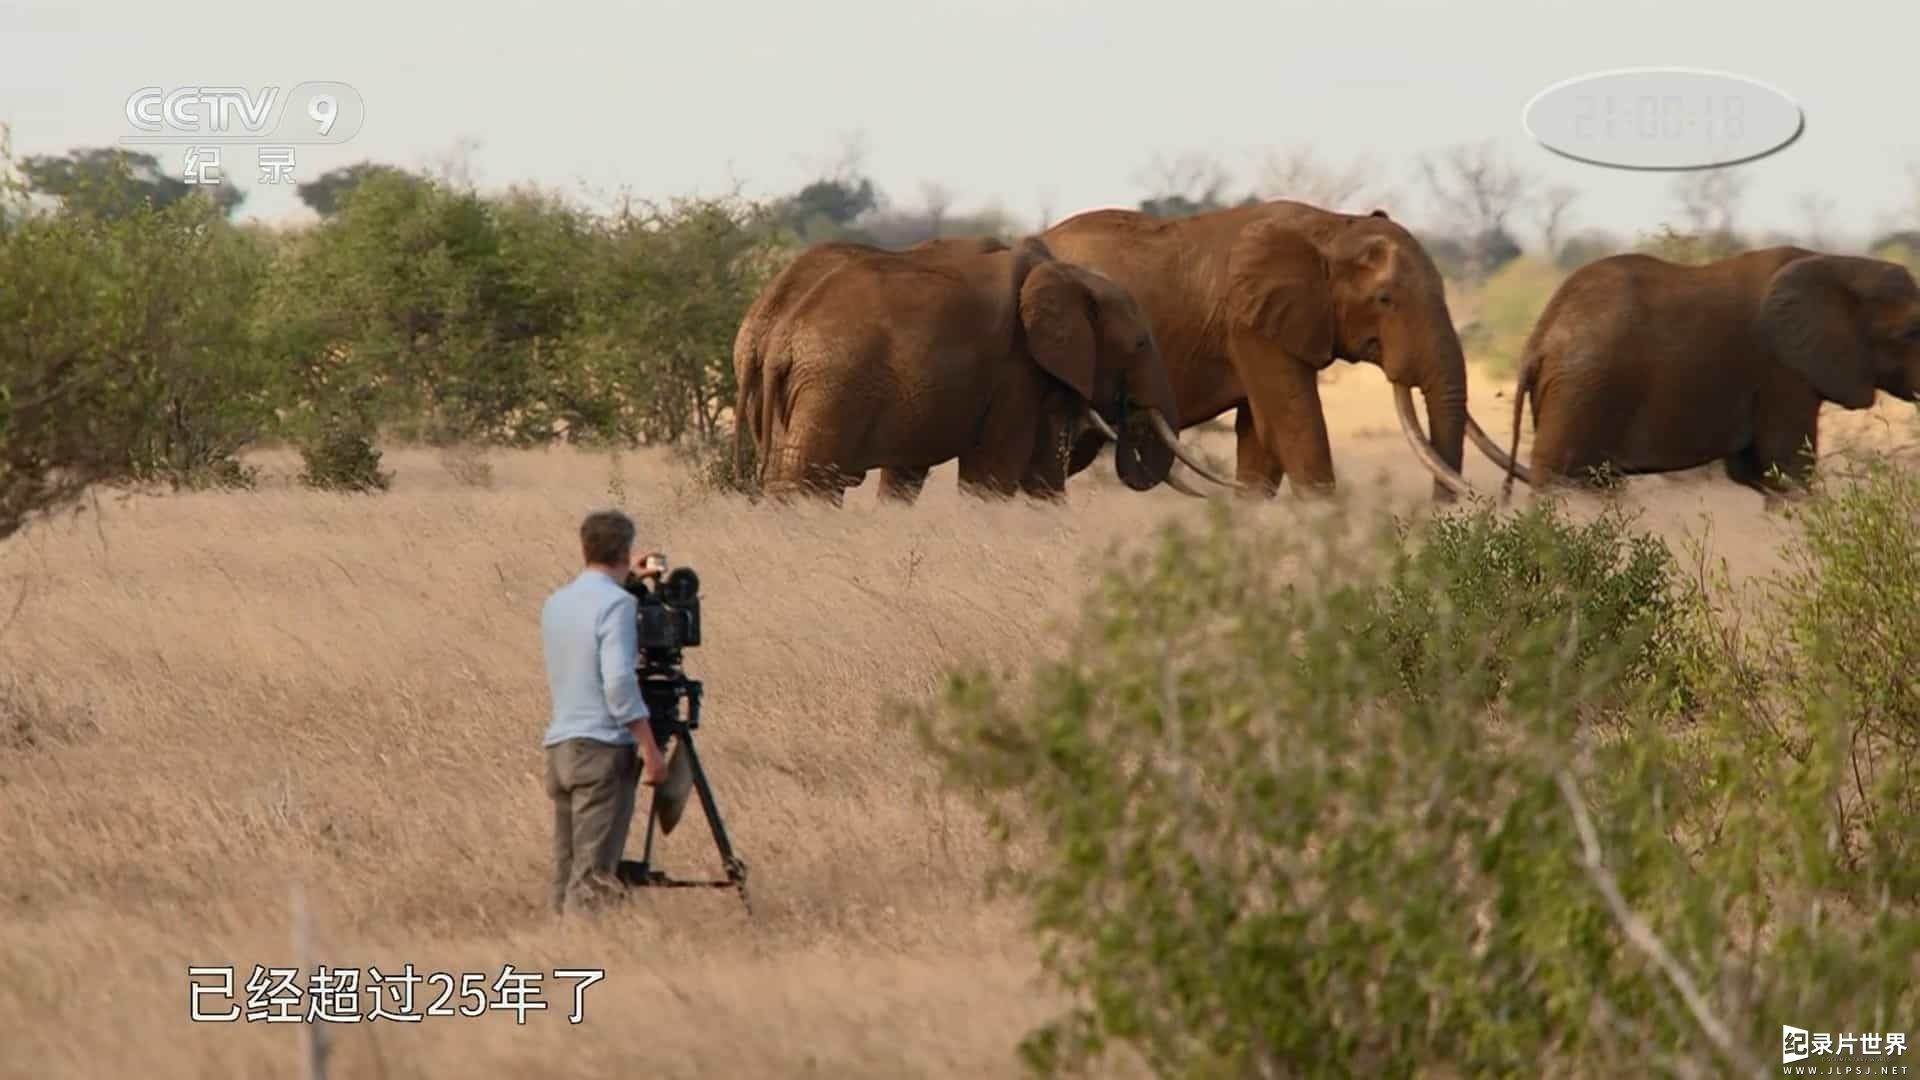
[
  {"left": 1229, "top": 335, "right": 1334, "bottom": 497},
  {"left": 765, "top": 476, "right": 845, "bottom": 507},
  {"left": 1523, "top": 379, "right": 1621, "bottom": 492},
  {"left": 1725, "top": 447, "right": 1809, "bottom": 512},
  {"left": 1067, "top": 431, "right": 1106, "bottom": 477},
  {"left": 877, "top": 467, "right": 929, "bottom": 504},
  {"left": 1746, "top": 396, "right": 1821, "bottom": 495},
  {"left": 1021, "top": 474, "right": 1067, "bottom": 501},
  {"left": 957, "top": 393, "right": 1040, "bottom": 500},
  {"left": 1722, "top": 447, "right": 1779, "bottom": 498},
  {"left": 1019, "top": 415, "right": 1073, "bottom": 502},
  {"left": 1233, "top": 402, "right": 1284, "bottom": 497},
  {"left": 957, "top": 464, "right": 1020, "bottom": 499},
  {"left": 763, "top": 421, "right": 858, "bottom": 505},
  {"left": 957, "top": 448, "right": 1025, "bottom": 499}
]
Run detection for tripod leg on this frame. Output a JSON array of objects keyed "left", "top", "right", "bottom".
[
  {"left": 639, "top": 786, "right": 660, "bottom": 866},
  {"left": 678, "top": 732, "right": 750, "bottom": 911},
  {"left": 614, "top": 766, "right": 664, "bottom": 888}
]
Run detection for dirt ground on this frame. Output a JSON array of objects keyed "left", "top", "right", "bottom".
[{"left": 2, "top": 360, "right": 1914, "bottom": 1078}]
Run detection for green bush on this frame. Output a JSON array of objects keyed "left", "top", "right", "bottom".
[
  {"left": 0, "top": 144, "right": 892, "bottom": 511},
  {"left": 914, "top": 491, "right": 1920, "bottom": 1078},
  {"left": 0, "top": 181, "right": 274, "bottom": 537},
  {"left": 1749, "top": 456, "right": 1920, "bottom": 901},
  {"left": 297, "top": 411, "right": 392, "bottom": 493},
  {"left": 252, "top": 175, "right": 784, "bottom": 460},
  {"left": 1871, "top": 240, "right": 1920, "bottom": 276},
  {"left": 1634, "top": 223, "right": 1744, "bottom": 266},
  {"left": 257, "top": 169, "right": 590, "bottom": 445},
  {"left": 1460, "top": 254, "right": 1564, "bottom": 379},
  {"left": 668, "top": 422, "right": 760, "bottom": 497},
  {"left": 567, "top": 195, "right": 787, "bottom": 447},
  {"left": 1374, "top": 497, "right": 1702, "bottom": 718}
]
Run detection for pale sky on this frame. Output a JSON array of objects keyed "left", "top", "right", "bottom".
[{"left": 3, "top": 0, "right": 1915, "bottom": 247}]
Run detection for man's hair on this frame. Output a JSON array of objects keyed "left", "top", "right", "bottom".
[{"left": 580, "top": 509, "right": 637, "bottom": 567}]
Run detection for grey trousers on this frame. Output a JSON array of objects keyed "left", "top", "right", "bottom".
[{"left": 544, "top": 736, "right": 640, "bottom": 914}]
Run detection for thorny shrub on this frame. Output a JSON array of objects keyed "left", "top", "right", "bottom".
[{"left": 914, "top": 486, "right": 1920, "bottom": 1079}]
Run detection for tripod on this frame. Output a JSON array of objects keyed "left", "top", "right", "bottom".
[{"left": 615, "top": 666, "right": 751, "bottom": 914}]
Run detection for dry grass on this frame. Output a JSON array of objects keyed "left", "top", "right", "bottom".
[{"left": 2, "top": 362, "right": 1914, "bottom": 1078}]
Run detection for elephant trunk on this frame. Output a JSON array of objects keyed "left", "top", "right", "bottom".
[
  {"left": 1114, "top": 425, "right": 1170, "bottom": 492},
  {"left": 1393, "top": 318, "right": 1476, "bottom": 501},
  {"left": 1423, "top": 370, "right": 1470, "bottom": 503},
  {"left": 1114, "top": 388, "right": 1175, "bottom": 492}
]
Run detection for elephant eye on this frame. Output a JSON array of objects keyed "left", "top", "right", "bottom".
[
  {"left": 1374, "top": 290, "right": 1392, "bottom": 306},
  {"left": 1134, "top": 333, "right": 1150, "bottom": 351}
]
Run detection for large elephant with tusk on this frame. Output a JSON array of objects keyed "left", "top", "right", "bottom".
[
  {"left": 732, "top": 233, "right": 1234, "bottom": 505},
  {"left": 1039, "top": 200, "right": 1529, "bottom": 501}
]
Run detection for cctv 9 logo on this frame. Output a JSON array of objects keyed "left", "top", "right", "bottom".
[{"left": 122, "top": 82, "right": 366, "bottom": 145}]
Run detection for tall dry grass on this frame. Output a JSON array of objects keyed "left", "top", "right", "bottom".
[
  {"left": 3, "top": 361, "right": 1913, "bottom": 1077},
  {"left": 0, "top": 438, "right": 1245, "bottom": 1078}
]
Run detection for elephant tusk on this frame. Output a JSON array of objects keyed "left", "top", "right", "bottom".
[
  {"left": 1085, "top": 410, "right": 1119, "bottom": 441},
  {"left": 1147, "top": 409, "right": 1239, "bottom": 489},
  {"left": 1394, "top": 384, "right": 1477, "bottom": 498},
  {"left": 1164, "top": 469, "right": 1211, "bottom": 498},
  {"left": 1466, "top": 413, "right": 1531, "bottom": 485}
]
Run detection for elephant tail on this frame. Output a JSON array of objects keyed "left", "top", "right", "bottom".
[
  {"left": 732, "top": 335, "right": 764, "bottom": 489},
  {"left": 1502, "top": 345, "right": 1541, "bottom": 502},
  {"left": 732, "top": 310, "right": 773, "bottom": 491},
  {"left": 733, "top": 375, "right": 757, "bottom": 491},
  {"left": 759, "top": 348, "right": 792, "bottom": 487}
]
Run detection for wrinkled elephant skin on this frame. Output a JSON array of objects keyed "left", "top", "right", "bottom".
[
  {"left": 1040, "top": 200, "right": 1525, "bottom": 502},
  {"left": 730, "top": 235, "right": 1233, "bottom": 505},
  {"left": 1503, "top": 246, "right": 1920, "bottom": 501}
]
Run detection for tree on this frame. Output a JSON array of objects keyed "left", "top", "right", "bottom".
[
  {"left": 1412, "top": 140, "right": 1536, "bottom": 279},
  {"left": 769, "top": 131, "right": 883, "bottom": 243},
  {"left": 571, "top": 194, "right": 786, "bottom": 444},
  {"left": 295, "top": 160, "right": 416, "bottom": 218},
  {"left": 778, "top": 176, "right": 878, "bottom": 231},
  {"left": 1791, "top": 190, "right": 1838, "bottom": 248},
  {"left": 1252, "top": 145, "right": 1395, "bottom": 210},
  {"left": 1901, "top": 159, "right": 1920, "bottom": 232},
  {"left": 1531, "top": 185, "right": 1580, "bottom": 263},
  {"left": 0, "top": 171, "right": 271, "bottom": 538},
  {"left": 1668, "top": 167, "right": 1749, "bottom": 243},
  {"left": 1133, "top": 150, "right": 1241, "bottom": 218},
  {"left": 919, "top": 180, "right": 951, "bottom": 235},
  {"left": 17, "top": 146, "right": 244, "bottom": 220},
  {"left": 1555, "top": 227, "right": 1626, "bottom": 271}
]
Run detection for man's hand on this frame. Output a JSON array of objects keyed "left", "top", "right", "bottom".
[
  {"left": 633, "top": 551, "right": 667, "bottom": 582},
  {"left": 631, "top": 721, "right": 670, "bottom": 785}
]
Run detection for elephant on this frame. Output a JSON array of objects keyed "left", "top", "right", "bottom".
[
  {"left": 1499, "top": 246, "right": 1920, "bottom": 500},
  {"left": 1038, "top": 200, "right": 1529, "bottom": 502},
  {"left": 731, "top": 234, "right": 1234, "bottom": 504},
  {"left": 731, "top": 233, "right": 1014, "bottom": 493}
]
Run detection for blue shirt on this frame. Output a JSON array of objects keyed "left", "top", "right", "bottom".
[{"left": 541, "top": 568, "right": 649, "bottom": 748}]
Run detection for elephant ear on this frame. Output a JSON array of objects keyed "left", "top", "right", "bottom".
[
  {"left": 1019, "top": 259, "right": 1098, "bottom": 401},
  {"left": 1226, "top": 219, "right": 1337, "bottom": 369},
  {"left": 1758, "top": 255, "right": 1897, "bottom": 409}
]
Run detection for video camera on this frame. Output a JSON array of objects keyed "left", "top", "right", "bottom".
[
  {"left": 615, "top": 553, "right": 748, "bottom": 911},
  {"left": 623, "top": 553, "right": 702, "bottom": 678}
]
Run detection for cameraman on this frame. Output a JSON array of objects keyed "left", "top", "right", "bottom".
[{"left": 539, "top": 508, "right": 670, "bottom": 915}]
